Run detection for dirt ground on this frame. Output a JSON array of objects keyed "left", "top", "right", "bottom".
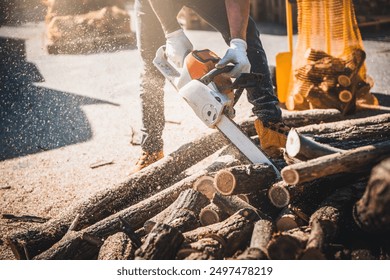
[{"left": 0, "top": 15, "right": 389, "bottom": 259}]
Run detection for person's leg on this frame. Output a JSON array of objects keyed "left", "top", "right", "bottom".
[{"left": 132, "top": 0, "right": 166, "bottom": 172}]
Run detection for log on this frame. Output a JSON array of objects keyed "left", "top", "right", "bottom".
[
  {"left": 267, "top": 227, "right": 310, "bottom": 260},
  {"left": 178, "top": 238, "right": 222, "bottom": 260},
  {"left": 193, "top": 175, "right": 216, "bottom": 200},
  {"left": 238, "top": 191, "right": 281, "bottom": 219},
  {"left": 97, "top": 232, "right": 136, "bottom": 260},
  {"left": 275, "top": 206, "right": 307, "bottom": 232},
  {"left": 286, "top": 128, "right": 344, "bottom": 160},
  {"left": 236, "top": 219, "right": 275, "bottom": 260},
  {"left": 353, "top": 158, "right": 390, "bottom": 233},
  {"left": 184, "top": 208, "right": 259, "bottom": 257},
  {"left": 135, "top": 223, "right": 184, "bottom": 260},
  {"left": 297, "top": 114, "right": 390, "bottom": 147},
  {"left": 199, "top": 203, "right": 228, "bottom": 226},
  {"left": 213, "top": 164, "right": 277, "bottom": 195},
  {"left": 281, "top": 140, "right": 390, "bottom": 185},
  {"left": 301, "top": 187, "right": 355, "bottom": 260},
  {"left": 8, "top": 129, "right": 232, "bottom": 259},
  {"left": 161, "top": 189, "right": 209, "bottom": 233}
]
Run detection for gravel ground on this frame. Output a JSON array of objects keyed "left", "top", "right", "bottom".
[{"left": 0, "top": 18, "right": 389, "bottom": 259}]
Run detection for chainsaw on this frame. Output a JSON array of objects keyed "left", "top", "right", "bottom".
[{"left": 153, "top": 47, "right": 281, "bottom": 177}]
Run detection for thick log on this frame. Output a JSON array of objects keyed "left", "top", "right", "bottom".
[
  {"left": 236, "top": 219, "right": 275, "bottom": 260},
  {"left": 97, "top": 232, "right": 136, "bottom": 260},
  {"left": 135, "top": 223, "right": 184, "bottom": 260},
  {"left": 353, "top": 158, "right": 390, "bottom": 233},
  {"left": 193, "top": 175, "right": 216, "bottom": 200},
  {"left": 297, "top": 113, "right": 390, "bottom": 149},
  {"left": 199, "top": 203, "right": 228, "bottom": 226},
  {"left": 301, "top": 187, "right": 355, "bottom": 260},
  {"left": 286, "top": 128, "right": 344, "bottom": 160},
  {"left": 214, "top": 164, "right": 277, "bottom": 195},
  {"left": 161, "top": 189, "right": 209, "bottom": 233},
  {"left": 275, "top": 206, "right": 307, "bottom": 232},
  {"left": 178, "top": 238, "right": 223, "bottom": 260},
  {"left": 8, "top": 129, "right": 233, "bottom": 259},
  {"left": 281, "top": 140, "right": 390, "bottom": 185},
  {"left": 184, "top": 208, "right": 259, "bottom": 257},
  {"left": 267, "top": 227, "right": 310, "bottom": 260}
]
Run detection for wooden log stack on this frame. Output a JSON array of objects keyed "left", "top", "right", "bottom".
[{"left": 5, "top": 108, "right": 390, "bottom": 260}]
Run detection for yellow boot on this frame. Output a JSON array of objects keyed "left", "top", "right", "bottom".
[
  {"left": 130, "top": 150, "right": 164, "bottom": 174},
  {"left": 254, "top": 119, "right": 289, "bottom": 157}
]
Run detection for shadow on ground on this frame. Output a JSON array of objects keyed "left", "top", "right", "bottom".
[{"left": 0, "top": 37, "right": 118, "bottom": 161}]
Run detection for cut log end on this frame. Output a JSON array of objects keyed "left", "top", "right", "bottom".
[
  {"left": 193, "top": 176, "right": 216, "bottom": 200},
  {"left": 276, "top": 215, "right": 299, "bottom": 232},
  {"left": 199, "top": 208, "right": 220, "bottom": 226},
  {"left": 268, "top": 183, "right": 290, "bottom": 208},
  {"left": 281, "top": 169, "right": 299, "bottom": 185},
  {"left": 339, "top": 90, "right": 353, "bottom": 103},
  {"left": 286, "top": 128, "right": 301, "bottom": 158},
  {"left": 267, "top": 235, "right": 302, "bottom": 260},
  {"left": 214, "top": 170, "right": 236, "bottom": 195},
  {"left": 338, "top": 75, "right": 351, "bottom": 87}
]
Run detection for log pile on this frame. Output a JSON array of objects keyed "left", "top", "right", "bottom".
[
  {"left": 286, "top": 48, "right": 379, "bottom": 114},
  {"left": 5, "top": 110, "right": 390, "bottom": 260},
  {"left": 43, "top": 0, "right": 135, "bottom": 54}
]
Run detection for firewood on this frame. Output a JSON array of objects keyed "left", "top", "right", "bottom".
[
  {"left": 199, "top": 203, "right": 228, "bottom": 226},
  {"left": 193, "top": 175, "right": 216, "bottom": 200},
  {"left": 301, "top": 187, "right": 355, "bottom": 260},
  {"left": 161, "top": 189, "right": 209, "bottom": 233},
  {"left": 8, "top": 128, "right": 232, "bottom": 259},
  {"left": 275, "top": 206, "right": 307, "bottom": 232},
  {"left": 304, "top": 48, "right": 331, "bottom": 61},
  {"left": 268, "top": 181, "right": 291, "bottom": 208},
  {"left": 296, "top": 113, "right": 390, "bottom": 149},
  {"left": 267, "top": 227, "right": 310, "bottom": 260},
  {"left": 236, "top": 219, "right": 275, "bottom": 260},
  {"left": 135, "top": 223, "right": 184, "bottom": 260},
  {"left": 183, "top": 208, "right": 259, "bottom": 257},
  {"left": 214, "top": 164, "right": 277, "bottom": 195},
  {"left": 31, "top": 152, "right": 241, "bottom": 260},
  {"left": 177, "top": 238, "right": 223, "bottom": 260},
  {"left": 338, "top": 75, "right": 351, "bottom": 87},
  {"left": 97, "top": 232, "right": 136, "bottom": 260},
  {"left": 339, "top": 90, "right": 353, "bottom": 103},
  {"left": 281, "top": 140, "right": 390, "bottom": 185},
  {"left": 286, "top": 128, "right": 344, "bottom": 161},
  {"left": 353, "top": 158, "right": 390, "bottom": 233}
]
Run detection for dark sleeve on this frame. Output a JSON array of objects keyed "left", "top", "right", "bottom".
[{"left": 148, "top": 0, "right": 183, "bottom": 34}]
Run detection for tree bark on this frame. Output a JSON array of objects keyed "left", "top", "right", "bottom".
[
  {"left": 236, "top": 219, "right": 275, "bottom": 260},
  {"left": 281, "top": 140, "right": 390, "bottom": 185},
  {"left": 97, "top": 232, "right": 136, "bottom": 260},
  {"left": 178, "top": 238, "right": 223, "bottom": 260},
  {"left": 199, "top": 203, "right": 228, "bottom": 226},
  {"left": 135, "top": 223, "right": 184, "bottom": 260},
  {"left": 183, "top": 208, "right": 259, "bottom": 257},
  {"left": 286, "top": 128, "right": 344, "bottom": 160},
  {"left": 213, "top": 164, "right": 277, "bottom": 195},
  {"left": 353, "top": 158, "right": 390, "bottom": 233},
  {"left": 267, "top": 227, "right": 310, "bottom": 260}
]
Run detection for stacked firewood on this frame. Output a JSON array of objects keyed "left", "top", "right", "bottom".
[
  {"left": 43, "top": 0, "right": 135, "bottom": 54},
  {"left": 5, "top": 110, "right": 390, "bottom": 260},
  {"left": 287, "top": 48, "right": 378, "bottom": 114}
]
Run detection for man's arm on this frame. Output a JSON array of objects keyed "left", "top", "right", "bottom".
[{"left": 225, "top": 0, "right": 250, "bottom": 40}]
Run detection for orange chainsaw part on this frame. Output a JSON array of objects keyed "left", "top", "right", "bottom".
[{"left": 184, "top": 49, "right": 233, "bottom": 96}]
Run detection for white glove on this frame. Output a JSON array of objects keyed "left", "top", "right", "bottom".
[
  {"left": 216, "top": 38, "right": 251, "bottom": 78},
  {"left": 165, "top": 29, "right": 193, "bottom": 68}
]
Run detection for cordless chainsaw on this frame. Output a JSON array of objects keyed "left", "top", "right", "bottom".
[{"left": 153, "top": 47, "right": 281, "bottom": 177}]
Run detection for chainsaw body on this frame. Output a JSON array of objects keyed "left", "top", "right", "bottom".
[{"left": 153, "top": 47, "right": 281, "bottom": 176}]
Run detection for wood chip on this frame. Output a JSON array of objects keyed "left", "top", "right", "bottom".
[{"left": 89, "top": 160, "right": 114, "bottom": 169}]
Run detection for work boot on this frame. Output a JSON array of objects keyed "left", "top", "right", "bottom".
[
  {"left": 130, "top": 150, "right": 164, "bottom": 174},
  {"left": 254, "top": 119, "right": 289, "bottom": 157}
]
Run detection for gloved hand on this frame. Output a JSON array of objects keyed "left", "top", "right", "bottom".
[
  {"left": 165, "top": 29, "right": 193, "bottom": 68},
  {"left": 216, "top": 38, "right": 251, "bottom": 78}
]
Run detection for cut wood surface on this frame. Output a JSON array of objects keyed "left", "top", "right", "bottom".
[
  {"left": 237, "top": 219, "right": 275, "bottom": 260},
  {"left": 286, "top": 128, "right": 344, "bottom": 160},
  {"left": 214, "top": 164, "right": 277, "bottom": 195},
  {"left": 193, "top": 176, "right": 216, "bottom": 200},
  {"left": 281, "top": 140, "right": 390, "bottom": 185},
  {"left": 353, "top": 158, "right": 390, "bottom": 233},
  {"left": 275, "top": 207, "right": 307, "bottom": 232},
  {"left": 199, "top": 203, "right": 228, "bottom": 226}
]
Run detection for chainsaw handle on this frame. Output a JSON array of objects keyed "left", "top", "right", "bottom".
[{"left": 199, "top": 65, "right": 235, "bottom": 85}]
